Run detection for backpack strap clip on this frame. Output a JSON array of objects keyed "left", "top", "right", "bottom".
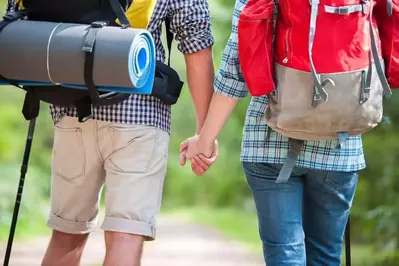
[
  {"left": 3, "top": 10, "right": 25, "bottom": 22},
  {"left": 82, "top": 21, "right": 108, "bottom": 53}
]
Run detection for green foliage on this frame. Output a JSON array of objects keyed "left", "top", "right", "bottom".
[{"left": 0, "top": 163, "right": 49, "bottom": 240}]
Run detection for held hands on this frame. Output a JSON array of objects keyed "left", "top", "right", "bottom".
[{"left": 180, "top": 135, "right": 218, "bottom": 176}]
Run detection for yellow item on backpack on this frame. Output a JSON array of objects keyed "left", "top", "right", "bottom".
[
  {"left": 116, "top": 0, "right": 157, "bottom": 29},
  {"left": 17, "top": 0, "right": 23, "bottom": 9}
]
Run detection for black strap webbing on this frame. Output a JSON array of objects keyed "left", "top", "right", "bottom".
[
  {"left": 345, "top": 215, "right": 351, "bottom": 266},
  {"left": 82, "top": 22, "right": 106, "bottom": 102},
  {"left": 22, "top": 88, "right": 40, "bottom": 120},
  {"left": 109, "top": 0, "right": 131, "bottom": 28},
  {"left": 165, "top": 20, "right": 173, "bottom": 66}
]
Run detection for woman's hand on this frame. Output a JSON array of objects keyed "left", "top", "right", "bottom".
[{"left": 180, "top": 135, "right": 218, "bottom": 176}]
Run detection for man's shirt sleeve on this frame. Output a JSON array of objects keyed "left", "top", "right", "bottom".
[
  {"left": 214, "top": 0, "right": 249, "bottom": 99},
  {"left": 168, "top": 0, "right": 214, "bottom": 54}
]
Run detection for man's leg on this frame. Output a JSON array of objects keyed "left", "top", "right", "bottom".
[
  {"left": 41, "top": 231, "right": 89, "bottom": 266},
  {"left": 42, "top": 117, "right": 105, "bottom": 266},
  {"left": 243, "top": 162, "right": 307, "bottom": 266},
  {"left": 103, "top": 232, "right": 144, "bottom": 266},
  {"left": 303, "top": 169, "right": 359, "bottom": 266},
  {"left": 98, "top": 123, "right": 169, "bottom": 266}
]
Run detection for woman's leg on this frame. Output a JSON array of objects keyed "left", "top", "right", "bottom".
[
  {"left": 243, "top": 162, "right": 307, "bottom": 266},
  {"left": 303, "top": 169, "right": 358, "bottom": 266}
]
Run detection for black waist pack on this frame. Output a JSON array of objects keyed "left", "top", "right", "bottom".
[{"left": 0, "top": 0, "right": 184, "bottom": 122}]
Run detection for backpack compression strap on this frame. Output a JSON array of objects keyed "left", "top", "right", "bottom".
[{"left": 78, "top": 0, "right": 133, "bottom": 122}]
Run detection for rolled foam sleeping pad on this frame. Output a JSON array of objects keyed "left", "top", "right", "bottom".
[{"left": 0, "top": 20, "right": 156, "bottom": 94}]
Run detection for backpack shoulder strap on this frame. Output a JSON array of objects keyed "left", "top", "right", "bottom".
[
  {"left": 109, "top": 0, "right": 131, "bottom": 28},
  {"left": 165, "top": 19, "right": 173, "bottom": 66},
  {"left": 6, "top": 0, "right": 15, "bottom": 12}
]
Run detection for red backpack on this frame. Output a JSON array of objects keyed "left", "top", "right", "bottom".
[
  {"left": 238, "top": 0, "right": 393, "bottom": 182},
  {"left": 374, "top": 0, "right": 399, "bottom": 89}
]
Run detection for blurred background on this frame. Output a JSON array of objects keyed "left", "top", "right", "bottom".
[{"left": 1, "top": 0, "right": 399, "bottom": 265}]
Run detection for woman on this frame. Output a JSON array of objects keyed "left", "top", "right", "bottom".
[{"left": 180, "top": 0, "right": 363, "bottom": 265}]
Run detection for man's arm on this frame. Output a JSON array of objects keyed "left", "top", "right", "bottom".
[
  {"left": 185, "top": 48, "right": 214, "bottom": 133},
  {"left": 168, "top": 0, "right": 215, "bottom": 133}
]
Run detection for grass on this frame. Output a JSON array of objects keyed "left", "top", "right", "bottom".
[
  {"left": 167, "top": 206, "right": 380, "bottom": 266},
  {"left": 0, "top": 214, "right": 50, "bottom": 241}
]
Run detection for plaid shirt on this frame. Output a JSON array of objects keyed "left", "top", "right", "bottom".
[
  {"left": 214, "top": 0, "right": 366, "bottom": 172},
  {"left": 50, "top": 0, "right": 214, "bottom": 134}
]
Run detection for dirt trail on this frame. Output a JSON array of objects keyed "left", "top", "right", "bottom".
[{"left": 0, "top": 215, "right": 264, "bottom": 266}]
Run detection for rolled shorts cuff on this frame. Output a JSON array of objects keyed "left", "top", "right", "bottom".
[
  {"left": 47, "top": 212, "right": 98, "bottom": 234},
  {"left": 100, "top": 217, "right": 156, "bottom": 241}
]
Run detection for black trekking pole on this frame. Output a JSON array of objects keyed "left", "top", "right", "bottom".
[
  {"left": 345, "top": 215, "right": 351, "bottom": 266},
  {"left": 3, "top": 118, "right": 36, "bottom": 266}
]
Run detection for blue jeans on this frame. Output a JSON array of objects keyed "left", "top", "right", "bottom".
[{"left": 242, "top": 162, "right": 359, "bottom": 266}]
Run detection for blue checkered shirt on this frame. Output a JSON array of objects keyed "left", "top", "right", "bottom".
[
  {"left": 49, "top": 0, "right": 214, "bottom": 134},
  {"left": 214, "top": 0, "right": 366, "bottom": 172}
]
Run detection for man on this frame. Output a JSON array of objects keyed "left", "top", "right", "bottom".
[
  {"left": 41, "top": 0, "right": 216, "bottom": 265},
  {"left": 180, "top": 0, "right": 364, "bottom": 265}
]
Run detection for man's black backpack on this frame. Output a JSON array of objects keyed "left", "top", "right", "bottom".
[{"left": 0, "top": 0, "right": 184, "bottom": 122}]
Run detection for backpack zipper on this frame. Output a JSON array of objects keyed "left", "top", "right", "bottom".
[
  {"left": 283, "top": 28, "right": 291, "bottom": 63},
  {"left": 282, "top": 0, "right": 292, "bottom": 64}
]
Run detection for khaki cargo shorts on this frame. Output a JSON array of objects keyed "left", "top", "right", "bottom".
[{"left": 47, "top": 116, "right": 169, "bottom": 240}]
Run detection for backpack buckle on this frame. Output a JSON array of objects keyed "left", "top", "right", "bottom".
[
  {"left": 335, "top": 7, "right": 350, "bottom": 14},
  {"left": 3, "top": 10, "right": 26, "bottom": 22}
]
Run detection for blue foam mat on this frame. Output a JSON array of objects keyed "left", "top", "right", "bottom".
[{"left": 0, "top": 31, "right": 156, "bottom": 95}]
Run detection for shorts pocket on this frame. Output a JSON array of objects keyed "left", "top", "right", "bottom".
[
  {"left": 106, "top": 125, "right": 158, "bottom": 174},
  {"left": 52, "top": 124, "right": 86, "bottom": 183}
]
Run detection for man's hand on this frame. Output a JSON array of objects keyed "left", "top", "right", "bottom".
[{"left": 180, "top": 136, "right": 218, "bottom": 176}]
